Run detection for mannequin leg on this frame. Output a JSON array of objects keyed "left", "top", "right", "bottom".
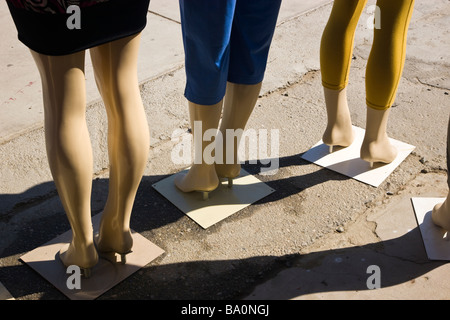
[
  {"left": 174, "top": 101, "right": 222, "bottom": 198},
  {"left": 432, "top": 116, "right": 450, "bottom": 231},
  {"left": 215, "top": 82, "right": 262, "bottom": 180},
  {"left": 360, "top": 107, "right": 398, "bottom": 165},
  {"left": 30, "top": 50, "right": 98, "bottom": 272},
  {"left": 90, "top": 33, "right": 150, "bottom": 259},
  {"left": 319, "top": 0, "right": 367, "bottom": 150},
  {"left": 322, "top": 87, "right": 354, "bottom": 151},
  {"left": 362, "top": 0, "right": 415, "bottom": 165},
  {"left": 432, "top": 193, "right": 450, "bottom": 232}
]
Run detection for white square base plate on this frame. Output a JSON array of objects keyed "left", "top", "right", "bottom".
[
  {"left": 411, "top": 197, "right": 450, "bottom": 261},
  {"left": 152, "top": 169, "right": 275, "bottom": 229},
  {"left": 301, "top": 126, "right": 415, "bottom": 187},
  {"left": 20, "top": 213, "right": 164, "bottom": 300}
]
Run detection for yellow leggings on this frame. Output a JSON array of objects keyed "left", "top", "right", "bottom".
[{"left": 320, "top": 0, "right": 415, "bottom": 110}]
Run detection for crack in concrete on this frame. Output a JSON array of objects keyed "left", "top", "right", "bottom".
[
  {"left": 416, "top": 78, "right": 450, "bottom": 91},
  {"left": 148, "top": 10, "right": 180, "bottom": 25}
]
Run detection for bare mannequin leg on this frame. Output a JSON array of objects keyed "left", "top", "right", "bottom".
[
  {"left": 30, "top": 50, "right": 98, "bottom": 272},
  {"left": 174, "top": 101, "right": 222, "bottom": 197},
  {"left": 89, "top": 34, "right": 150, "bottom": 260},
  {"left": 432, "top": 194, "right": 450, "bottom": 232},
  {"left": 360, "top": 107, "right": 398, "bottom": 165},
  {"left": 432, "top": 117, "right": 450, "bottom": 232},
  {"left": 215, "top": 82, "right": 262, "bottom": 179},
  {"left": 322, "top": 87, "right": 355, "bottom": 151}
]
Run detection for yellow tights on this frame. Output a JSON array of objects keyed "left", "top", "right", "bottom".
[{"left": 320, "top": 0, "right": 415, "bottom": 110}]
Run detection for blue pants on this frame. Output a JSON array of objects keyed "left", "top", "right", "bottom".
[{"left": 179, "top": 0, "right": 282, "bottom": 105}]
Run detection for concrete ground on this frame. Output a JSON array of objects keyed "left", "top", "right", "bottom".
[{"left": 0, "top": 0, "right": 449, "bottom": 301}]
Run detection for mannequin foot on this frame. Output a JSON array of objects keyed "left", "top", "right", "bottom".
[
  {"left": 59, "top": 241, "right": 98, "bottom": 278},
  {"left": 95, "top": 216, "right": 134, "bottom": 264},
  {"left": 322, "top": 123, "right": 355, "bottom": 152},
  {"left": 360, "top": 133, "right": 398, "bottom": 166},
  {"left": 174, "top": 164, "right": 219, "bottom": 199},
  {"left": 215, "top": 163, "right": 241, "bottom": 187},
  {"left": 361, "top": 107, "right": 397, "bottom": 166},
  {"left": 95, "top": 232, "right": 133, "bottom": 264},
  {"left": 432, "top": 193, "right": 450, "bottom": 232}
]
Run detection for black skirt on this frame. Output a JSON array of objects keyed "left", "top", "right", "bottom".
[{"left": 6, "top": 0, "right": 151, "bottom": 56}]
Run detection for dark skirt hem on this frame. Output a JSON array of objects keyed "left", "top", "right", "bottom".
[{"left": 7, "top": 0, "right": 150, "bottom": 56}]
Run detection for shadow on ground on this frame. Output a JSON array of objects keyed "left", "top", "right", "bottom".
[{"left": 2, "top": 153, "right": 441, "bottom": 300}]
